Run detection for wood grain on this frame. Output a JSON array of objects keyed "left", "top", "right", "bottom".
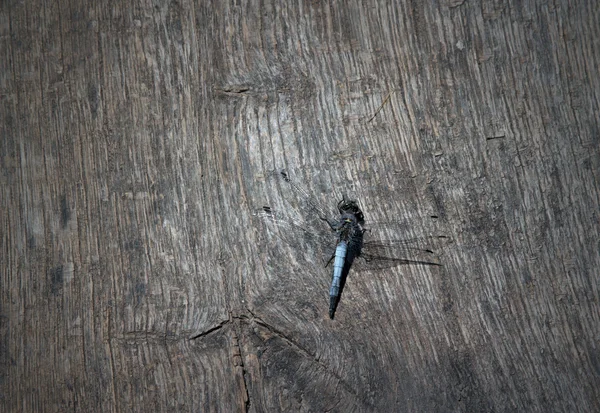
[{"left": 1, "top": 0, "right": 599, "bottom": 411}]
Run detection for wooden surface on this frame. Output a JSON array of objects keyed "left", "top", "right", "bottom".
[{"left": 1, "top": 0, "right": 599, "bottom": 411}]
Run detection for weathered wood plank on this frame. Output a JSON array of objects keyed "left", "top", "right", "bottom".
[{"left": 1, "top": 0, "right": 599, "bottom": 412}]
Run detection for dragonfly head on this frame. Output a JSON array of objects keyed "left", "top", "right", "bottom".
[{"left": 337, "top": 197, "right": 364, "bottom": 223}]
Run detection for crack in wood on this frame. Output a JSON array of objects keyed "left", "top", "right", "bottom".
[
  {"left": 230, "top": 314, "right": 251, "bottom": 413},
  {"left": 189, "top": 319, "right": 230, "bottom": 340},
  {"left": 214, "top": 86, "right": 251, "bottom": 96},
  {"left": 367, "top": 90, "right": 396, "bottom": 123},
  {"left": 486, "top": 133, "right": 506, "bottom": 140}
]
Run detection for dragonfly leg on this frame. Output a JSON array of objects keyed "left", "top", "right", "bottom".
[
  {"left": 321, "top": 216, "right": 339, "bottom": 231},
  {"left": 325, "top": 252, "right": 335, "bottom": 268}
]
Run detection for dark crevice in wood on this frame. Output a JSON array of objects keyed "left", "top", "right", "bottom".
[
  {"left": 486, "top": 133, "right": 506, "bottom": 140},
  {"left": 239, "top": 344, "right": 251, "bottom": 413},
  {"left": 367, "top": 90, "right": 395, "bottom": 123},
  {"left": 214, "top": 86, "right": 251, "bottom": 96},
  {"left": 189, "top": 319, "right": 230, "bottom": 340},
  {"left": 230, "top": 316, "right": 251, "bottom": 413}
]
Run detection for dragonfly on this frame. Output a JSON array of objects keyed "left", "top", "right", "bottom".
[{"left": 254, "top": 170, "right": 444, "bottom": 319}]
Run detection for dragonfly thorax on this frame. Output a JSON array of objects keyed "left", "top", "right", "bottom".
[{"left": 335, "top": 213, "right": 365, "bottom": 246}]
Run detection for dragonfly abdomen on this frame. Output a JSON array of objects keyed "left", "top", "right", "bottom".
[{"left": 329, "top": 241, "right": 348, "bottom": 319}]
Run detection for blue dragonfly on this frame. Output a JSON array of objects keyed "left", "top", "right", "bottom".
[{"left": 254, "top": 170, "right": 445, "bottom": 319}]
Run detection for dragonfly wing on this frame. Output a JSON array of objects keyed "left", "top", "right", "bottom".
[
  {"left": 253, "top": 207, "right": 336, "bottom": 267},
  {"left": 354, "top": 236, "right": 446, "bottom": 270},
  {"left": 264, "top": 170, "right": 338, "bottom": 229}
]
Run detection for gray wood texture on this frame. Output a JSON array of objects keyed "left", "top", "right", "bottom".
[{"left": 1, "top": 0, "right": 599, "bottom": 411}]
